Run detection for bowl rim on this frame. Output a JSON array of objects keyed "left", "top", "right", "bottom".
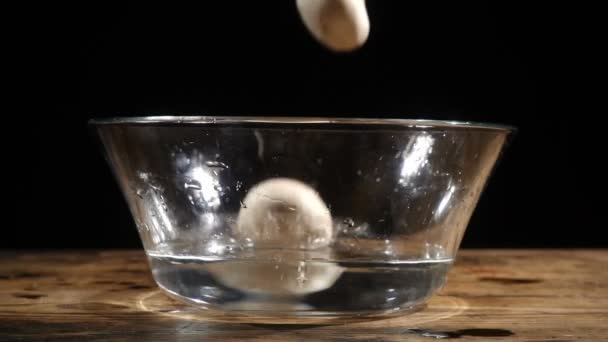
[{"left": 89, "top": 116, "right": 516, "bottom": 132}]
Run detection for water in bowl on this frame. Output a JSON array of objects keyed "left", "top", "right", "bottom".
[{"left": 146, "top": 232, "right": 452, "bottom": 316}]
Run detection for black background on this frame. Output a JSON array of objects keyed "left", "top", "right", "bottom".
[{"left": 9, "top": 1, "right": 602, "bottom": 248}]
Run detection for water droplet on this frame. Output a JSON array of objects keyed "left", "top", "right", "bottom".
[
  {"left": 296, "top": 261, "right": 307, "bottom": 285},
  {"left": 138, "top": 172, "right": 149, "bottom": 181},
  {"left": 376, "top": 177, "right": 381, "bottom": 183},
  {"left": 394, "top": 151, "right": 401, "bottom": 159},
  {"left": 343, "top": 218, "right": 355, "bottom": 228},
  {"left": 316, "top": 157, "right": 323, "bottom": 165},
  {"left": 184, "top": 180, "right": 202, "bottom": 190},
  {"left": 137, "top": 221, "right": 150, "bottom": 232},
  {"left": 274, "top": 265, "right": 279, "bottom": 270},
  {"left": 272, "top": 254, "right": 283, "bottom": 263},
  {"left": 235, "top": 181, "right": 243, "bottom": 191},
  {"left": 135, "top": 189, "right": 145, "bottom": 198},
  {"left": 379, "top": 156, "right": 383, "bottom": 161},
  {"left": 356, "top": 170, "right": 362, "bottom": 176},
  {"left": 214, "top": 185, "right": 223, "bottom": 192},
  {"left": 205, "top": 161, "right": 229, "bottom": 169}
]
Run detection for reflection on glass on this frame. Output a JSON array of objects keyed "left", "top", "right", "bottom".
[
  {"left": 148, "top": 189, "right": 175, "bottom": 243},
  {"left": 188, "top": 166, "right": 221, "bottom": 209},
  {"left": 435, "top": 184, "right": 456, "bottom": 219},
  {"left": 400, "top": 135, "right": 434, "bottom": 182}
]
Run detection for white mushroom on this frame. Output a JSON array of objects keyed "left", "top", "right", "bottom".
[
  {"left": 296, "top": 0, "right": 370, "bottom": 52},
  {"left": 236, "top": 178, "right": 333, "bottom": 249},
  {"left": 207, "top": 178, "right": 343, "bottom": 295}
]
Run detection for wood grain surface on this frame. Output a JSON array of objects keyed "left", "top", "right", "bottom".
[{"left": 1, "top": 249, "right": 606, "bottom": 341}]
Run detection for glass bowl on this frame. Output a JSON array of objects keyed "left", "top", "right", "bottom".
[{"left": 91, "top": 116, "right": 513, "bottom": 319}]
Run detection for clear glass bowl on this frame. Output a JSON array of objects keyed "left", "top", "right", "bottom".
[{"left": 92, "top": 116, "right": 513, "bottom": 318}]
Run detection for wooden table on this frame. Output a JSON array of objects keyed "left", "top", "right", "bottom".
[{"left": 1, "top": 250, "right": 606, "bottom": 341}]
